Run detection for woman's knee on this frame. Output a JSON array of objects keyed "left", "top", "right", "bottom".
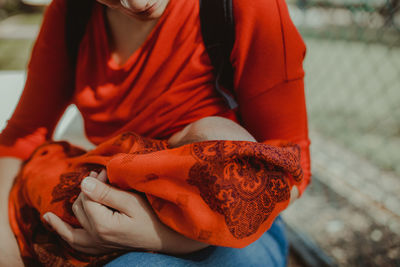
[{"left": 210, "top": 219, "right": 288, "bottom": 266}]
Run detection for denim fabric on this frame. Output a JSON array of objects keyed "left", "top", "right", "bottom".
[{"left": 105, "top": 217, "right": 288, "bottom": 267}]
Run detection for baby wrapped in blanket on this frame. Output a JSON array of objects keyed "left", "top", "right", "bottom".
[{"left": 9, "top": 131, "right": 303, "bottom": 266}]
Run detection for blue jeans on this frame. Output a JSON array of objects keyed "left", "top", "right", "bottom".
[{"left": 105, "top": 217, "right": 288, "bottom": 267}]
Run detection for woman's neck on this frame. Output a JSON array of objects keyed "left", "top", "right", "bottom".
[{"left": 105, "top": 8, "right": 159, "bottom": 66}]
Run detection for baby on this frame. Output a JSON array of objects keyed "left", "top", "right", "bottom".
[{"left": 8, "top": 117, "right": 302, "bottom": 266}]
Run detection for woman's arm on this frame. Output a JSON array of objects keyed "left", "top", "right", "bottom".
[
  {"left": 0, "top": 157, "right": 23, "bottom": 266},
  {"left": 0, "top": 0, "right": 73, "bottom": 160},
  {"left": 232, "top": 0, "right": 311, "bottom": 193},
  {"left": 0, "top": 1, "right": 76, "bottom": 264}
]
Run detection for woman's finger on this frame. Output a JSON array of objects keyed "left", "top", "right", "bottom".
[
  {"left": 81, "top": 193, "right": 117, "bottom": 225},
  {"left": 70, "top": 242, "right": 107, "bottom": 255},
  {"left": 43, "top": 212, "right": 94, "bottom": 248},
  {"left": 289, "top": 186, "right": 299, "bottom": 205},
  {"left": 96, "top": 169, "right": 108, "bottom": 182},
  {"left": 81, "top": 177, "right": 140, "bottom": 216},
  {"left": 72, "top": 193, "right": 94, "bottom": 233},
  {"left": 80, "top": 196, "right": 131, "bottom": 244},
  {"left": 89, "top": 171, "right": 99, "bottom": 178}
]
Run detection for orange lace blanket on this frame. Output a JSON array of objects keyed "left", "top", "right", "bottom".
[{"left": 9, "top": 132, "right": 303, "bottom": 266}]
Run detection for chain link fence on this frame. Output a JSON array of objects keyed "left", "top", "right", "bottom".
[
  {"left": 291, "top": 0, "right": 400, "bottom": 175},
  {"left": 283, "top": 0, "right": 400, "bottom": 266}
]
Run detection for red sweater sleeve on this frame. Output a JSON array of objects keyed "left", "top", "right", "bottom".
[
  {"left": 0, "top": 0, "right": 73, "bottom": 160},
  {"left": 232, "top": 0, "right": 311, "bottom": 192}
]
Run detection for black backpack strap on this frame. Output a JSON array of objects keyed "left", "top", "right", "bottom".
[
  {"left": 199, "top": 0, "right": 237, "bottom": 108},
  {"left": 65, "top": 0, "right": 95, "bottom": 70}
]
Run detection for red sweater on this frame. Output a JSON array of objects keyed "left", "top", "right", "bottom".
[{"left": 0, "top": 0, "right": 311, "bottom": 191}]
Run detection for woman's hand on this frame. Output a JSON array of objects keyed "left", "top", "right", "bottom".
[{"left": 44, "top": 170, "right": 208, "bottom": 255}]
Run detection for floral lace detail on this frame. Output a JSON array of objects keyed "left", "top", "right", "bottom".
[
  {"left": 188, "top": 141, "right": 300, "bottom": 239},
  {"left": 112, "top": 132, "right": 169, "bottom": 154},
  {"left": 10, "top": 133, "right": 304, "bottom": 265}
]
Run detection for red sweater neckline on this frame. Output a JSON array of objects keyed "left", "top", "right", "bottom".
[{"left": 97, "top": 0, "right": 175, "bottom": 71}]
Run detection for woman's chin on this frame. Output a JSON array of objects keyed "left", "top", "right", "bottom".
[{"left": 131, "top": 0, "right": 170, "bottom": 20}]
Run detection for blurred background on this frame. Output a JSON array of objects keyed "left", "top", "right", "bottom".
[
  {"left": 285, "top": 0, "right": 400, "bottom": 266},
  {"left": 0, "top": 0, "right": 399, "bottom": 266}
]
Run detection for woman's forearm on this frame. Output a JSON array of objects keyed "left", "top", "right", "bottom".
[{"left": 0, "top": 157, "right": 24, "bottom": 266}]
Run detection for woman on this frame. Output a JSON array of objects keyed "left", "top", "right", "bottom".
[{"left": 0, "top": 0, "right": 310, "bottom": 265}]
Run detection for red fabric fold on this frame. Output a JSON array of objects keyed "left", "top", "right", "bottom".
[{"left": 9, "top": 132, "right": 303, "bottom": 266}]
